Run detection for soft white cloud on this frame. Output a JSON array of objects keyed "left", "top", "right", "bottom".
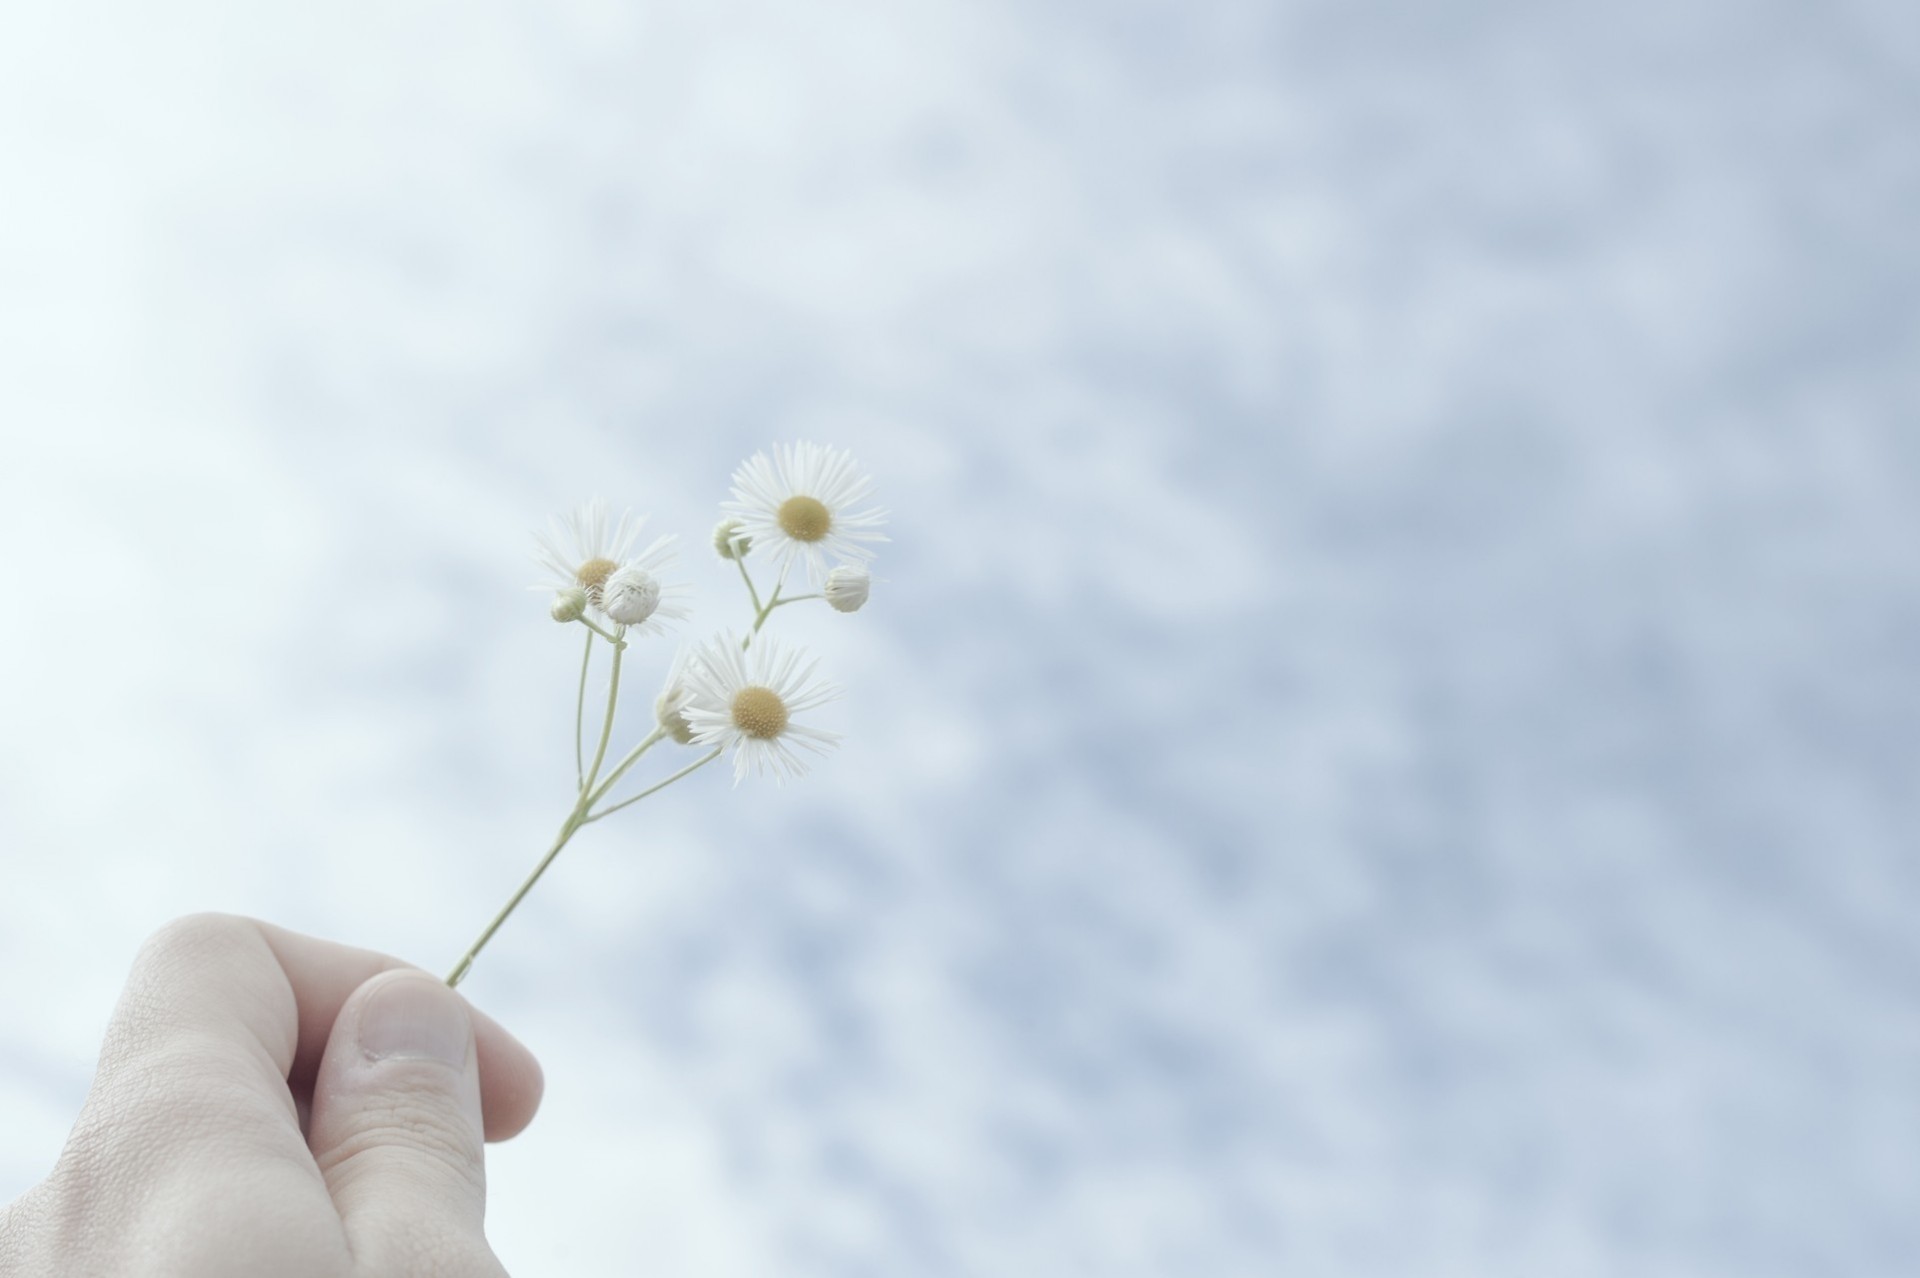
[{"left": 2, "top": 0, "right": 1917, "bottom": 1275}]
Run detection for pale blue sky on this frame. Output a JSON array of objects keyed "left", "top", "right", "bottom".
[{"left": 1, "top": 1, "right": 1916, "bottom": 1274}]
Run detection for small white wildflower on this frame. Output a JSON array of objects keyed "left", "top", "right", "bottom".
[
  {"left": 681, "top": 632, "right": 840, "bottom": 784},
  {"left": 713, "top": 519, "right": 751, "bottom": 560},
  {"left": 533, "top": 499, "right": 690, "bottom": 630},
  {"left": 550, "top": 588, "right": 588, "bottom": 622},
  {"left": 721, "top": 442, "right": 887, "bottom": 584},
  {"left": 823, "top": 566, "right": 870, "bottom": 613},
  {"left": 534, "top": 498, "right": 648, "bottom": 609}
]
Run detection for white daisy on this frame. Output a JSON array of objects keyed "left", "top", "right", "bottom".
[
  {"left": 680, "top": 632, "right": 841, "bottom": 784},
  {"left": 533, "top": 499, "right": 687, "bottom": 627},
  {"left": 720, "top": 442, "right": 887, "bottom": 585}
]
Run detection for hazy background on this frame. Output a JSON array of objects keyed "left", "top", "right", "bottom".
[{"left": 2, "top": 1, "right": 1917, "bottom": 1274}]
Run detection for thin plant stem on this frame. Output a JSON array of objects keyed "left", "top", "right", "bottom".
[
  {"left": 447, "top": 624, "right": 636, "bottom": 988},
  {"left": 580, "top": 628, "right": 627, "bottom": 797},
  {"left": 584, "top": 725, "right": 668, "bottom": 809},
  {"left": 733, "top": 555, "right": 763, "bottom": 616},
  {"left": 445, "top": 814, "right": 581, "bottom": 988},
  {"left": 583, "top": 747, "right": 723, "bottom": 825},
  {"left": 448, "top": 546, "right": 769, "bottom": 987},
  {"left": 446, "top": 735, "right": 711, "bottom": 986},
  {"left": 573, "top": 629, "right": 593, "bottom": 790},
  {"left": 576, "top": 616, "right": 620, "bottom": 643},
  {"left": 742, "top": 582, "right": 784, "bottom": 650}
]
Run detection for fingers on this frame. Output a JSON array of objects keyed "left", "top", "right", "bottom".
[
  {"left": 305, "top": 970, "right": 505, "bottom": 1276},
  {"left": 84, "top": 916, "right": 543, "bottom": 1150},
  {"left": 256, "top": 922, "right": 545, "bottom": 1142},
  {"left": 45, "top": 914, "right": 346, "bottom": 1271},
  {"left": 46, "top": 916, "right": 536, "bottom": 1277},
  {"left": 80, "top": 914, "right": 316, "bottom": 1172}
]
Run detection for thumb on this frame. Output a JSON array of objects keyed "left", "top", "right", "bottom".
[{"left": 307, "top": 969, "right": 503, "bottom": 1276}]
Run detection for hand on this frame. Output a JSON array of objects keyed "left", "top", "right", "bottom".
[{"left": 0, "top": 914, "right": 544, "bottom": 1277}]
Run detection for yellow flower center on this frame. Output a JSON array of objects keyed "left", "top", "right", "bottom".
[
  {"left": 776, "top": 495, "right": 832, "bottom": 543},
  {"left": 730, "top": 686, "right": 790, "bottom": 740},
  {"left": 574, "top": 557, "right": 619, "bottom": 594}
]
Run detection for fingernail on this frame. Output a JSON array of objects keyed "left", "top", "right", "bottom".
[{"left": 356, "top": 974, "right": 471, "bottom": 1068}]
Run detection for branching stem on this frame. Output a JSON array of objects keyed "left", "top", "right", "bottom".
[{"left": 584, "top": 748, "right": 723, "bottom": 825}]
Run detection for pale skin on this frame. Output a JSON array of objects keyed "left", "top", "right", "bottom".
[{"left": 0, "top": 915, "right": 545, "bottom": 1277}]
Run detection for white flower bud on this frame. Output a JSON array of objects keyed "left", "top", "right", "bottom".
[
  {"left": 602, "top": 566, "right": 662, "bottom": 626},
  {"left": 655, "top": 661, "right": 698, "bottom": 744},
  {"left": 550, "top": 587, "right": 589, "bottom": 622},
  {"left": 823, "top": 566, "right": 870, "bottom": 613},
  {"left": 713, "top": 519, "right": 751, "bottom": 560}
]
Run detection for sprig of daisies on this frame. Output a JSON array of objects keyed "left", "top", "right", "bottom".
[{"left": 444, "top": 443, "right": 886, "bottom": 988}]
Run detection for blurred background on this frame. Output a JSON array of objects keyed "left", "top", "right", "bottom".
[{"left": 2, "top": 1, "right": 1917, "bottom": 1274}]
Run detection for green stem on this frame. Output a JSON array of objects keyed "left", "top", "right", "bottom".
[
  {"left": 576, "top": 615, "right": 620, "bottom": 643},
  {"left": 446, "top": 619, "right": 633, "bottom": 987},
  {"left": 580, "top": 628, "right": 627, "bottom": 797},
  {"left": 573, "top": 629, "right": 593, "bottom": 790},
  {"left": 733, "top": 555, "right": 764, "bottom": 616},
  {"left": 445, "top": 813, "right": 581, "bottom": 988},
  {"left": 583, "top": 747, "right": 723, "bottom": 825},
  {"left": 583, "top": 725, "right": 668, "bottom": 809},
  {"left": 742, "top": 583, "right": 784, "bottom": 650},
  {"left": 445, "top": 734, "right": 712, "bottom": 986}
]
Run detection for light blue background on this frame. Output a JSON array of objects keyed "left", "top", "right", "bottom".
[{"left": 1, "top": 1, "right": 1915, "bottom": 1273}]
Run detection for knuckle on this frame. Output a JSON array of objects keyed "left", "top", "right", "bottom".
[
  {"left": 58, "top": 1034, "right": 295, "bottom": 1198},
  {"left": 139, "top": 912, "right": 255, "bottom": 967}
]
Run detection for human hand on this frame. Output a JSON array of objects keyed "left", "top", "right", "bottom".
[{"left": 0, "top": 915, "right": 544, "bottom": 1277}]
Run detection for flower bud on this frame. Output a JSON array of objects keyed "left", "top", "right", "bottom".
[
  {"left": 713, "top": 519, "right": 751, "bottom": 560},
  {"left": 550, "top": 588, "right": 589, "bottom": 622},
  {"left": 602, "top": 566, "right": 662, "bottom": 626},
  {"left": 824, "top": 566, "right": 870, "bottom": 613},
  {"left": 655, "top": 664, "right": 698, "bottom": 745}
]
